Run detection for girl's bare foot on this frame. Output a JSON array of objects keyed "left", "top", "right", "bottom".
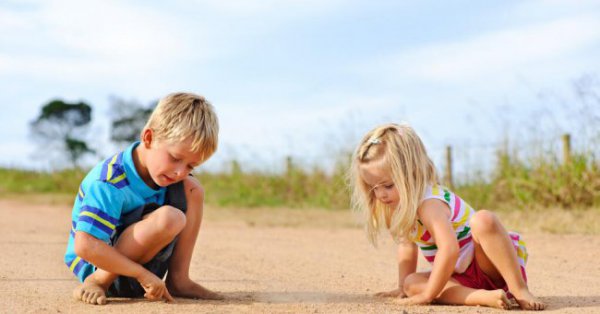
[
  {"left": 166, "top": 279, "right": 224, "bottom": 300},
  {"left": 512, "top": 288, "right": 546, "bottom": 310},
  {"left": 483, "top": 289, "right": 511, "bottom": 310},
  {"left": 72, "top": 275, "right": 108, "bottom": 305}
]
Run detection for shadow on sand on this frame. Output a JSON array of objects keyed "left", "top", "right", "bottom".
[
  {"left": 104, "top": 291, "right": 374, "bottom": 306},
  {"left": 540, "top": 295, "right": 600, "bottom": 311}
]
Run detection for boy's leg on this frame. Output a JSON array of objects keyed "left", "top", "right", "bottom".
[
  {"left": 74, "top": 205, "right": 186, "bottom": 305},
  {"left": 403, "top": 272, "right": 511, "bottom": 309},
  {"left": 469, "top": 210, "right": 545, "bottom": 310},
  {"left": 164, "top": 176, "right": 223, "bottom": 299}
]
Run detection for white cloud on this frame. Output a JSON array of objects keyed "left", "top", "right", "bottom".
[
  {"left": 188, "top": 0, "right": 346, "bottom": 17},
  {"left": 0, "top": 1, "right": 208, "bottom": 84},
  {"left": 214, "top": 92, "right": 402, "bottom": 163},
  {"left": 0, "top": 141, "right": 35, "bottom": 168},
  {"left": 40, "top": 1, "right": 186, "bottom": 58},
  {"left": 514, "top": 0, "right": 600, "bottom": 17},
  {"left": 375, "top": 15, "right": 600, "bottom": 83}
]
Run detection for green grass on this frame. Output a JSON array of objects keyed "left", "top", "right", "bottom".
[
  {"left": 0, "top": 167, "right": 85, "bottom": 194},
  {"left": 1, "top": 146, "right": 599, "bottom": 211},
  {"left": 454, "top": 150, "right": 600, "bottom": 211},
  {"left": 197, "top": 158, "right": 350, "bottom": 209}
]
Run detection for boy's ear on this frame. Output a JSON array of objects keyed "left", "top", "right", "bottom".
[{"left": 141, "top": 128, "right": 153, "bottom": 148}]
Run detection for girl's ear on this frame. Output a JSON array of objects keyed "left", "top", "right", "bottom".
[{"left": 141, "top": 128, "right": 153, "bottom": 148}]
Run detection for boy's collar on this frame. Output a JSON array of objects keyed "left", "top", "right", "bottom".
[{"left": 123, "top": 142, "right": 165, "bottom": 198}]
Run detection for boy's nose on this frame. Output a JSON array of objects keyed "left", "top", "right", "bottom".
[{"left": 174, "top": 165, "right": 186, "bottom": 178}]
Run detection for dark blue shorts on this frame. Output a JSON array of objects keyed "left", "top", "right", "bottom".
[{"left": 106, "top": 181, "right": 187, "bottom": 298}]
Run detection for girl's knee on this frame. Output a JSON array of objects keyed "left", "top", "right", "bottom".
[
  {"left": 154, "top": 205, "right": 187, "bottom": 235},
  {"left": 403, "top": 273, "right": 425, "bottom": 296},
  {"left": 470, "top": 209, "right": 499, "bottom": 235}
]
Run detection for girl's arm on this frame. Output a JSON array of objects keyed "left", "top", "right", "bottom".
[
  {"left": 375, "top": 240, "right": 418, "bottom": 297},
  {"left": 401, "top": 199, "right": 459, "bottom": 304}
]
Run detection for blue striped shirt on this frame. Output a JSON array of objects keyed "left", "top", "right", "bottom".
[{"left": 64, "top": 142, "right": 166, "bottom": 281}]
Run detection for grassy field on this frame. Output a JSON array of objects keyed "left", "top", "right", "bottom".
[
  {"left": 2, "top": 148, "right": 599, "bottom": 209},
  {"left": 2, "top": 142, "right": 599, "bottom": 235}
]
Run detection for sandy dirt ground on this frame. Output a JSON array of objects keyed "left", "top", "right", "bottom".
[{"left": 1, "top": 199, "right": 599, "bottom": 313}]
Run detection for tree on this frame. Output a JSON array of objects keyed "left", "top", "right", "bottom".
[
  {"left": 30, "top": 99, "right": 94, "bottom": 168},
  {"left": 109, "top": 96, "right": 157, "bottom": 148}
]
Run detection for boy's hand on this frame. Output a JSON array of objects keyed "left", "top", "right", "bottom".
[
  {"left": 137, "top": 270, "right": 175, "bottom": 302},
  {"left": 374, "top": 287, "right": 406, "bottom": 298}
]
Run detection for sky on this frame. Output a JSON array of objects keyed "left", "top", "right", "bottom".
[{"left": 1, "top": 0, "right": 600, "bottom": 175}]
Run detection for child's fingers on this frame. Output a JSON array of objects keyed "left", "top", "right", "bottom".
[
  {"left": 162, "top": 288, "right": 175, "bottom": 302},
  {"left": 144, "top": 285, "right": 156, "bottom": 294},
  {"left": 144, "top": 292, "right": 158, "bottom": 300},
  {"left": 144, "top": 288, "right": 162, "bottom": 301}
]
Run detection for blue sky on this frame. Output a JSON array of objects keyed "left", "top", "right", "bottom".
[{"left": 1, "top": 0, "right": 599, "bottom": 174}]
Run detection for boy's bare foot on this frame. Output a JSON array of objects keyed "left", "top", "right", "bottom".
[
  {"left": 483, "top": 289, "right": 511, "bottom": 310},
  {"left": 167, "top": 279, "right": 224, "bottom": 300},
  {"left": 72, "top": 276, "right": 108, "bottom": 305},
  {"left": 512, "top": 288, "right": 546, "bottom": 310}
]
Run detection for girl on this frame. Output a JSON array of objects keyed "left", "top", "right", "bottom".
[{"left": 349, "top": 123, "right": 545, "bottom": 310}]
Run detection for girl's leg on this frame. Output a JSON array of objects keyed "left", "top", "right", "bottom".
[
  {"left": 403, "top": 272, "right": 511, "bottom": 309},
  {"left": 74, "top": 205, "right": 186, "bottom": 305},
  {"left": 164, "top": 176, "right": 223, "bottom": 299},
  {"left": 470, "top": 210, "right": 545, "bottom": 311}
]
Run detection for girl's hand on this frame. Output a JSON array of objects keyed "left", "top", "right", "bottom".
[
  {"left": 374, "top": 288, "right": 406, "bottom": 298},
  {"left": 395, "top": 293, "right": 432, "bottom": 305},
  {"left": 137, "top": 270, "right": 175, "bottom": 302}
]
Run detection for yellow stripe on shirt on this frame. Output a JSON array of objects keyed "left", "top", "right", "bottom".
[
  {"left": 452, "top": 205, "right": 472, "bottom": 228},
  {"left": 106, "top": 154, "right": 118, "bottom": 181},
  {"left": 69, "top": 256, "right": 81, "bottom": 272},
  {"left": 108, "top": 173, "right": 126, "bottom": 185},
  {"left": 80, "top": 211, "right": 116, "bottom": 231},
  {"left": 432, "top": 185, "right": 440, "bottom": 197}
]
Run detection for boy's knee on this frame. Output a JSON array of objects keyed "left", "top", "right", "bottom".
[
  {"left": 470, "top": 210, "right": 498, "bottom": 235},
  {"left": 183, "top": 176, "right": 205, "bottom": 204},
  {"left": 154, "top": 205, "right": 187, "bottom": 234}
]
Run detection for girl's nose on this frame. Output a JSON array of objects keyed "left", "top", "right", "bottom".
[{"left": 375, "top": 189, "right": 387, "bottom": 201}]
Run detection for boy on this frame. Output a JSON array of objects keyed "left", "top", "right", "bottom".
[{"left": 65, "top": 92, "right": 223, "bottom": 305}]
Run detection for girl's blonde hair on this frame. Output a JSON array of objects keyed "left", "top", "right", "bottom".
[
  {"left": 350, "top": 123, "right": 438, "bottom": 245},
  {"left": 143, "top": 92, "right": 219, "bottom": 161}
]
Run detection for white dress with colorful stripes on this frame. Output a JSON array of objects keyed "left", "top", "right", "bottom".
[{"left": 410, "top": 185, "right": 528, "bottom": 273}]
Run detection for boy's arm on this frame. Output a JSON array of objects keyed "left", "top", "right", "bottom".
[
  {"left": 74, "top": 231, "right": 173, "bottom": 301},
  {"left": 73, "top": 181, "right": 173, "bottom": 301},
  {"left": 401, "top": 199, "right": 458, "bottom": 305},
  {"left": 74, "top": 231, "right": 147, "bottom": 279},
  {"left": 74, "top": 181, "right": 138, "bottom": 276},
  {"left": 375, "top": 238, "right": 418, "bottom": 298}
]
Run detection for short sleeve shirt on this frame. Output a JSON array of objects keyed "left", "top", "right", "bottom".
[{"left": 64, "top": 142, "right": 166, "bottom": 281}]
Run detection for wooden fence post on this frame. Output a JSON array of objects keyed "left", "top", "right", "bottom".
[
  {"left": 562, "top": 134, "right": 571, "bottom": 164},
  {"left": 285, "top": 156, "right": 294, "bottom": 176},
  {"left": 231, "top": 160, "right": 241, "bottom": 175},
  {"left": 444, "top": 145, "right": 453, "bottom": 188}
]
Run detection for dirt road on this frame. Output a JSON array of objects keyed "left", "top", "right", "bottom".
[{"left": 0, "top": 199, "right": 598, "bottom": 313}]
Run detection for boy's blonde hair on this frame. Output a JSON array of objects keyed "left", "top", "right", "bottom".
[
  {"left": 143, "top": 92, "right": 219, "bottom": 161},
  {"left": 350, "top": 123, "right": 438, "bottom": 245}
]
